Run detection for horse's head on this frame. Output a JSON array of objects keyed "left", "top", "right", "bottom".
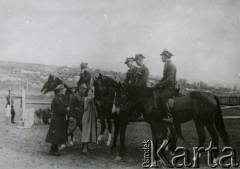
[
  {"left": 94, "top": 73, "right": 120, "bottom": 97},
  {"left": 41, "top": 74, "right": 64, "bottom": 94},
  {"left": 41, "top": 74, "right": 55, "bottom": 94}
]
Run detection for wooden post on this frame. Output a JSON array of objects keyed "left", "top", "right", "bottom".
[{"left": 21, "top": 89, "right": 26, "bottom": 119}]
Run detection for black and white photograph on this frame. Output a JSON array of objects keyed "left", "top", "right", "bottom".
[{"left": 0, "top": 0, "right": 239, "bottom": 168}]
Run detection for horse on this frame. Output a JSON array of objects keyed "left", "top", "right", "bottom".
[
  {"left": 93, "top": 73, "right": 119, "bottom": 146},
  {"left": 41, "top": 74, "right": 75, "bottom": 146},
  {"left": 115, "top": 84, "right": 231, "bottom": 163},
  {"left": 93, "top": 74, "right": 147, "bottom": 155}
]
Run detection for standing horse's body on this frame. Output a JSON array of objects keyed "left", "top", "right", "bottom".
[
  {"left": 93, "top": 74, "right": 119, "bottom": 146},
  {"left": 115, "top": 84, "right": 230, "bottom": 162}
]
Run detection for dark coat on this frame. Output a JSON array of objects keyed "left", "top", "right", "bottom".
[
  {"left": 134, "top": 64, "right": 149, "bottom": 87},
  {"left": 46, "top": 94, "right": 68, "bottom": 144},
  {"left": 124, "top": 66, "right": 138, "bottom": 84},
  {"left": 77, "top": 70, "right": 92, "bottom": 88},
  {"left": 69, "top": 93, "right": 84, "bottom": 119},
  {"left": 157, "top": 60, "right": 178, "bottom": 89}
]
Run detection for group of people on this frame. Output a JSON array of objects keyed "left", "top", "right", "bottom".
[
  {"left": 46, "top": 63, "right": 97, "bottom": 156},
  {"left": 45, "top": 49, "right": 178, "bottom": 156},
  {"left": 124, "top": 49, "right": 178, "bottom": 123}
]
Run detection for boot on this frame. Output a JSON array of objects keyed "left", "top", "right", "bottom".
[{"left": 162, "top": 103, "right": 173, "bottom": 124}]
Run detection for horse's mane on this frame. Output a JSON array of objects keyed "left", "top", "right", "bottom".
[{"left": 101, "top": 75, "right": 119, "bottom": 88}]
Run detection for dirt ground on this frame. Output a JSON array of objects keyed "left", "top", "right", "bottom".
[{"left": 0, "top": 97, "right": 239, "bottom": 169}]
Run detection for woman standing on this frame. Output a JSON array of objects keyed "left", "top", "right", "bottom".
[
  {"left": 46, "top": 84, "right": 69, "bottom": 156},
  {"left": 82, "top": 88, "right": 98, "bottom": 153}
]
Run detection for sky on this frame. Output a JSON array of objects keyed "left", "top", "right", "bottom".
[{"left": 0, "top": 0, "right": 239, "bottom": 87}]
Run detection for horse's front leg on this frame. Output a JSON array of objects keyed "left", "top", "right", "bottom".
[
  {"left": 111, "top": 114, "right": 120, "bottom": 150},
  {"left": 97, "top": 118, "right": 106, "bottom": 144},
  {"left": 106, "top": 118, "right": 112, "bottom": 146},
  {"left": 115, "top": 118, "right": 127, "bottom": 160}
]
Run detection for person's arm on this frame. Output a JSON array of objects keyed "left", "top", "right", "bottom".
[
  {"left": 138, "top": 68, "right": 149, "bottom": 86},
  {"left": 157, "top": 64, "right": 175, "bottom": 87}
]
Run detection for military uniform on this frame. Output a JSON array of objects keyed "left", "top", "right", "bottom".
[
  {"left": 46, "top": 94, "right": 68, "bottom": 153},
  {"left": 155, "top": 50, "right": 178, "bottom": 123},
  {"left": 124, "top": 66, "right": 138, "bottom": 84},
  {"left": 77, "top": 70, "right": 92, "bottom": 88},
  {"left": 134, "top": 64, "right": 149, "bottom": 87},
  {"left": 157, "top": 60, "right": 177, "bottom": 89},
  {"left": 68, "top": 92, "right": 84, "bottom": 132}
]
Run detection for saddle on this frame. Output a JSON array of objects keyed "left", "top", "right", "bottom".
[
  {"left": 153, "top": 91, "right": 192, "bottom": 112},
  {"left": 169, "top": 92, "right": 192, "bottom": 111}
]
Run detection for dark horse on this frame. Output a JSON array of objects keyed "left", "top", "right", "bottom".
[
  {"left": 93, "top": 73, "right": 118, "bottom": 146},
  {"left": 116, "top": 84, "right": 231, "bottom": 162},
  {"left": 96, "top": 76, "right": 231, "bottom": 163},
  {"left": 41, "top": 74, "right": 75, "bottom": 145},
  {"left": 93, "top": 74, "right": 147, "bottom": 155}
]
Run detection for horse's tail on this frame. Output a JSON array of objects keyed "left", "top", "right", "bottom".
[
  {"left": 175, "top": 123, "right": 185, "bottom": 142},
  {"left": 214, "top": 95, "right": 231, "bottom": 145}
]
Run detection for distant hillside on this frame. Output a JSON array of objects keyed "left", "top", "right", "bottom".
[{"left": 0, "top": 60, "right": 237, "bottom": 95}]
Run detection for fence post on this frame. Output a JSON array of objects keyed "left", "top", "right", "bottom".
[{"left": 21, "top": 89, "right": 26, "bottom": 119}]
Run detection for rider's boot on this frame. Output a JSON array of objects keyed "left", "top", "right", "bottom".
[{"left": 162, "top": 103, "right": 173, "bottom": 124}]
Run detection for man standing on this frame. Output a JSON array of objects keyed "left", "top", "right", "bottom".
[
  {"left": 134, "top": 54, "right": 149, "bottom": 87},
  {"left": 46, "top": 84, "right": 69, "bottom": 156},
  {"left": 124, "top": 57, "right": 138, "bottom": 84},
  {"left": 6, "top": 90, "right": 15, "bottom": 123},
  {"left": 77, "top": 62, "right": 92, "bottom": 89},
  {"left": 155, "top": 50, "right": 178, "bottom": 124}
]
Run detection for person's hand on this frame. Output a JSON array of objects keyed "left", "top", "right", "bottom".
[{"left": 66, "top": 107, "right": 70, "bottom": 111}]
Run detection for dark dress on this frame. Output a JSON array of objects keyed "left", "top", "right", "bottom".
[{"left": 46, "top": 94, "right": 68, "bottom": 145}]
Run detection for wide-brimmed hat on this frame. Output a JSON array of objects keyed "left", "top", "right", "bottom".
[
  {"left": 134, "top": 54, "right": 145, "bottom": 61},
  {"left": 124, "top": 57, "right": 134, "bottom": 64},
  {"left": 160, "top": 50, "right": 173, "bottom": 58},
  {"left": 80, "top": 62, "right": 88, "bottom": 68}
]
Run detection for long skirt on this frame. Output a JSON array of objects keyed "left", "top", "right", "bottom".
[{"left": 81, "top": 103, "right": 97, "bottom": 143}]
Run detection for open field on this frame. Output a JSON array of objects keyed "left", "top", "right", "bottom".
[{"left": 0, "top": 97, "right": 239, "bottom": 169}]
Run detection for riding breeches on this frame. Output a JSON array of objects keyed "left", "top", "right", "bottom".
[{"left": 158, "top": 88, "right": 176, "bottom": 117}]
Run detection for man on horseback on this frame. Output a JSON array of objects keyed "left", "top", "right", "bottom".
[
  {"left": 78, "top": 62, "right": 92, "bottom": 89},
  {"left": 124, "top": 57, "right": 138, "bottom": 84},
  {"left": 134, "top": 54, "right": 149, "bottom": 87},
  {"left": 155, "top": 50, "right": 178, "bottom": 124}
]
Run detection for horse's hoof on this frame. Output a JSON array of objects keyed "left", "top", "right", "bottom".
[
  {"left": 106, "top": 141, "right": 111, "bottom": 146},
  {"left": 115, "top": 156, "right": 122, "bottom": 161},
  {"left": 67, "top": 141, "right": 73, "bottom": 147},
  {"left": 59, "top": 144, "right": 66, "bottom": 150}
]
